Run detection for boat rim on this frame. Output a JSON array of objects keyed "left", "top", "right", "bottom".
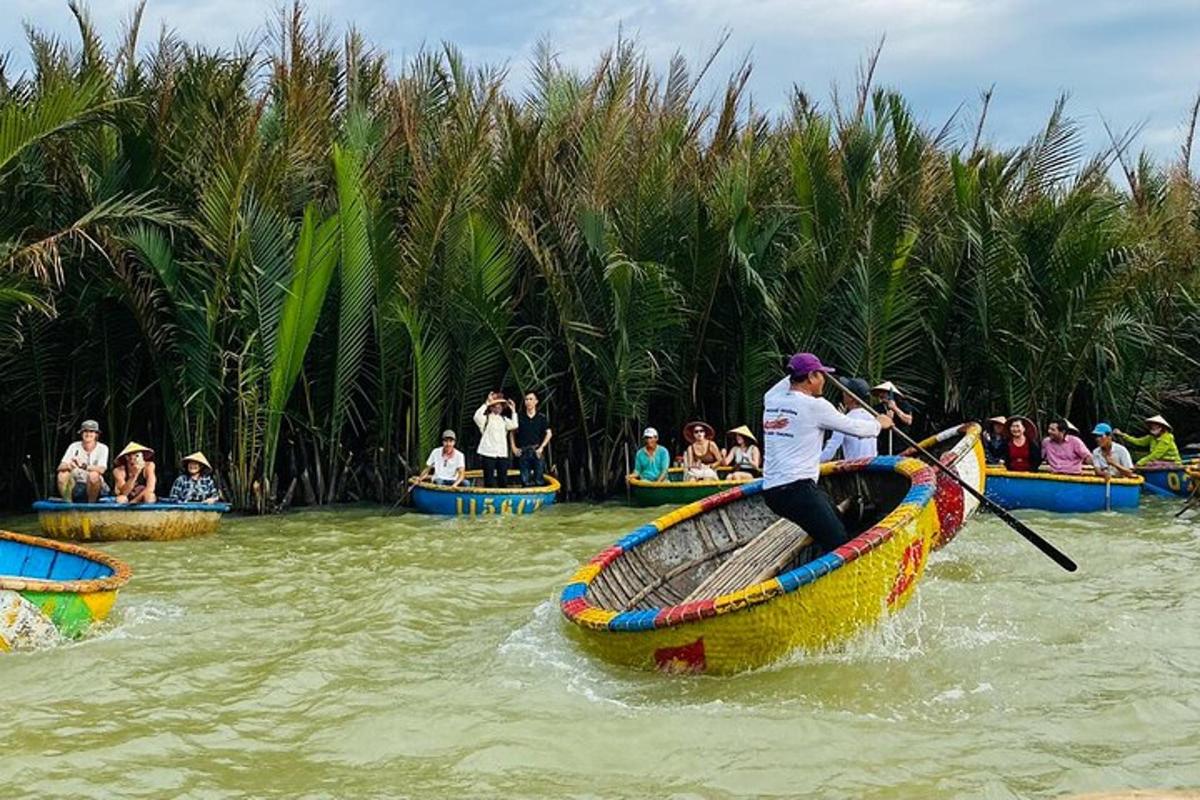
[
  {"left": 627, "top": 467, "right": 751, "bottom": 490},
  {"left": 562, "top": 455, "right": 938, "bottom": 634},
  {"left": 0, "top": 529, "right": 133, "bottom": 594},
  {"left": 1134, "top": 462, "right": 1193, "bottom": 473},
  {"left": 33, "top": 500, "right": 232, "bottom": 512},
  {"left": 410, "top": 471, "right": 561, "bottom": 496},
  {"left": 985, "top": 467, "right": 1143, "bottom": 487}
]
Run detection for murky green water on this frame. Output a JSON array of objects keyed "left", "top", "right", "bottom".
[{"left": 2, "top": 501, "right": 1199, "bottom": 799}]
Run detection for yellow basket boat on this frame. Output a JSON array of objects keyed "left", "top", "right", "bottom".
[
  {"left": 33, "top": 500, "right": 231, "bottom": 542},
  {"left": 561, "top": 450, "right": 982, "bottom": 675}
]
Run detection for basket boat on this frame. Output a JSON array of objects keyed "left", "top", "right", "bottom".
[
  {"left": 33, "top": 500, "right": 231, "bottom": 542},
  {"left": 0, "top": 530, "right": 132, "bottom": 651},
  {"left": 410, "top": 471, "right": 560, "bottom": 516},
  {"left": 1135, "top": 463, "right": 1195, "bottom": 497},
  {"left": 561, "top": 453, "right": 980, "bottom": 674},
  {"left": 626, "top": 467, "right": 752, "bottom": 507},
  {"left": 984, "top": 469, "right": 1142, "bottom": 512}
]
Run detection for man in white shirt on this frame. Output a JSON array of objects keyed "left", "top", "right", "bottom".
[
  {"left": 56, "top": 419, "right": 110, "bottom": 502},
  {"left": 1090, "top": 423, "right": 1135, "bottom": 478},
  {"left": 819, "top": 377, "right": 878, "bottom": 462},
  {"left": 762, "top": 354, "right": 893, "bottom": 554},
  {"left": 474, "top": 392, "right": 519, "bottom": 487},
  {"left": 412, "top": 430, "right": 467, "bottom": 487}
]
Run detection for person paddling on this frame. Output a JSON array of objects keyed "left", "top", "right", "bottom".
[
  {"left": 762, "top": 353, "right": 893, "bottom": 555},
  {"left": 1115, "top": 415, "right": 1181, "bottom": 466},
  {"left": 1091, "top": 423, "right": 1135, "bottom": 478}
]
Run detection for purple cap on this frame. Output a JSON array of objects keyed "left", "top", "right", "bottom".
[{"left": 787, "top": 352, "right": 835, "bottom": 376}]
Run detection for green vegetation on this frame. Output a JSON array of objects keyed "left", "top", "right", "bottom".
[{"left": 2, "top": 3, "right": 1198, "bottom": 510}]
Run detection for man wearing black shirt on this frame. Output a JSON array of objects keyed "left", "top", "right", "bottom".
[{"left": 511, "top": 391, "right": 552, "bottom": 486}]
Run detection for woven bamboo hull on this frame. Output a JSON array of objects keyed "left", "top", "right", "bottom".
[
  {"left": 627, "top": 468, "right": 748, "bottom": 507},
  {"left": 410, "top": 471, "right": 560, "bottom": 516},
  {"left": 985, "top": 469, "right": 1142, "bottom": 512},
  {"left": 33, "top": 500, "right": 230, "bottom": 542},
  {"left": 0, "top": 530, "right": 132, "bottom": 651},
  {"left": 900, "top": 423, "right": 985, "bottom": 549},
  {"left": 562, "top": 456, "right": 954, "bottom": 674},
  {"left": 1137, "top": 465, "right": 1193, "bottom": 497}
]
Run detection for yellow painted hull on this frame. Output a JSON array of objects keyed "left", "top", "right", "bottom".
[
  {"left": 34, "top": 502, "right": 227, "bottom": 542},
  {"left": 562, "top": 456, "right": 951, "bottom": 674}
]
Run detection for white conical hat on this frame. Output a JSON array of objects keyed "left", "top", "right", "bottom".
[
  {"left": 871, "top": 381, "right": 904, "bottom": 397},
  {"left": 1144, "top": 414, "right": 1173, "bottom": 431}
]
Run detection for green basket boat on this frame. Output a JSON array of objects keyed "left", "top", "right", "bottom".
[{"left": 627, "top": 467, "right": 753, "bottom": 507}]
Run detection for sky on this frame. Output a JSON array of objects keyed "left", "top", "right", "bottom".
[{"left": 4, "top": 0, "right": 1200, "bottom": 163}]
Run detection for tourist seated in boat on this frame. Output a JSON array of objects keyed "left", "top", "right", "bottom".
[
  {"left": 982, "top": 416, "right": 1008, "bottom": 464},
  {"left": 1002, "top": 416, "right": 1041, "bottom": 472},
  {"left": 682, "top": 421, "right": 722, "bottom": 481},
  {"left": 1042, "top": 418, "right": 1092, "bottom": 474},
  {"left": 167, "top": 452, "right": 221, "bottom": 503},
  {"left": 632, "top": 427, "right": 670, "bottom": 482},
  {"left": 112, "top": 442, "right": 158, "bottom": 504},
  {"left": 509, "top": 391, "right": 552, "bottom": 487},
  {"left": 763, "top": 352, "right": 892, "bottom": 555},
  {"left": 819, "top": 377, "right": 877, "bottom": 462},
  {"left": 412, "top": 429, "right": 468, "bottom": 487},
  {"left": 1091, "top": 423, "right": 1136, "bottom": 478},
  {"left": 722, "top": 425, "right": 761, "bottom": 480},
  {"left": 871, "top": 380, "right": 913, "bottom": 454},
  {"left": 474, "top": 392, "right": 518, "bottom": 488},
  {"left": 56, "top": 419, "right": 111, "bottom": 503},
  {"left": 1115, "top": 415, "right": 1181, "bottom": 466}
]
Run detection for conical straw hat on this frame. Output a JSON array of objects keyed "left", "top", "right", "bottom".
[
  {"left": 1144, "top": 414, "right": 1173, "bottom": 431},
  {"left": 872, "top": 381, "right": 904, "bottom": 397},
  {"left": 115, "top": 442, "right": 155, "bottom": 466},
  {"left": 726, "top": 425, "right": 757, "bottom": 444},
  {"left": 181, "top": 451, "right": 213, "bottom": 473}
]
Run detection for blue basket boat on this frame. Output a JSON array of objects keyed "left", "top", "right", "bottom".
[
  {"left": 410, "top": 471, "right": 560, "bottom": 516},
  {"left": 984, "top": 469, "right": 1142, "bottom": 513},
  {"left": 33, "top": 500, "right": 232, "bottom": 542},
  {"left": 1136, "top": 463, "right": 1194, "bottom": 497}
]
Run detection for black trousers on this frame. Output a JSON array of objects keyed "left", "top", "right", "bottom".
[
  {"left": 480, "top": 455, "right": 509, "bottom": 488},
  {"left": 763, "top": 478, "right": 849, "bottom": 555}
]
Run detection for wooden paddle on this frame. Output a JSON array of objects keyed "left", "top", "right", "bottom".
[{"left": 827, "top": 374, "right": 1078, "bottom": 572}]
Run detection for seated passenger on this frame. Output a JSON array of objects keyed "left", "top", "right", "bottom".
[
  {"left": 168, "top": 452, "right": 221, "bottom": 503},
  {"left": 820, "top": 377, "right": 878, "bottom": 462},
  {"left": 412, "top": 430, "right": 467, "bottom": 487},
  {"left": 1091, "top": 423, "right": 1136, "bottom": 478},
  {"left": 722, "top": 426, "right": 761, "bottom": 480},
  {"left": 1041, "top": 418, "right": 1092, "bottom": 474},
  {"left": 56, "top": 419, "right": 110, "bottom": 502},
  {"left": 682, "top": 421, "right": 721, "bottom": 481},
  {"left": 1115, "top": 415, "right": 1181, "bottom": 466},
  {"left": 112, "top": 442, "right": 157, "bottom": 504},
  {"left": 632, "top": 428, "right": 670, "bottom": 482},
  {"left": 1002, "top": 417, "right": 1041, "bottom": 472},
  {"left": 982, "top": 415, "right": 1008, "bottom": 465}
]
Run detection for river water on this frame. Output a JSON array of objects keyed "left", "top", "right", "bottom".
[{"left": 2, "top": 501, "right": 1198, "bottom": 799}]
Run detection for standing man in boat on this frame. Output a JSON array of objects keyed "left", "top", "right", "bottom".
[
  {"left": 1091, "top": 423, "right": 1136, "bottom": 478},
  {"left": 510, "top": 391, "right": 552, "bottom": 487},
  {"left": 819, "top": 377, "right": 878, "bottom": 462},
  {"left": 1042, "top": 418, "right": 1092, "bottom": 474},
  {"left": 762, "top": 353, "right": 893, "bottom": 554},
  {"left": 474, "top": 392, "right": 519, "bottom": 488},
  {"left": 56, "top": 419, "right": 110, "bottom": 503}
]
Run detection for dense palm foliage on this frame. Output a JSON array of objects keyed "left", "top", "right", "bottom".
[{"left": 2, "top": 4, "right": 1198, "bottom": 510}]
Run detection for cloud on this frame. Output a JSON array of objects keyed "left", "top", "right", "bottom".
[{"left": 4, "top": 0, "right": 1198, "bottom": 161}]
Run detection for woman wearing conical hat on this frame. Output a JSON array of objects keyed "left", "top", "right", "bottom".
[
  {"left": 168, "top": 452, "right": 221, "bottom": 504},
  {"left": 722, "top": 425, "right": 761, "bottom": 481},
  {"left": 1114, "top": 415, "right": 1181, "bottom": 466},
  {"left": 113, "top": 442, "right": 157, "bottom": 505}
]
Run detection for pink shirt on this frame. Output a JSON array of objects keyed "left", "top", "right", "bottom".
[{"left": 1042, "top": 435, "right": 1091, "bottom": 474}]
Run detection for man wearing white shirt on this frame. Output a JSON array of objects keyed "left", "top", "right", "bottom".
[
  {"left": 412, "top": 430, "right": 467, "bottom": 487},
  {"left": 819, "top": 377, "right": 878, "bottom": 462},
  {"left": 762, "top": 354, "right": 893, "bottom": 554},
  {"left": 56, "top": 419, "right": 110, "bottom": 502}
]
